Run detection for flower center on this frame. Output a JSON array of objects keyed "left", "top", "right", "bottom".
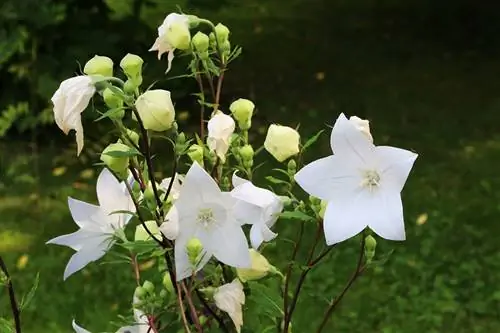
[
  {"left": 361, "top": 170, "right": 380, "bottom": 192},
  {"left": 197, "top": 208, "right": 216, "bottom": 228}
]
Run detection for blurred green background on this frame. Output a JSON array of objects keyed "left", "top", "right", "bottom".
[{"left": 2, "top": 0, "right": 500, "bottom": 332}]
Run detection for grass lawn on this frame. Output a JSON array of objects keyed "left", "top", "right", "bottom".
[{"left": 2, "top": 2, "right": 500, "bottom": 332}]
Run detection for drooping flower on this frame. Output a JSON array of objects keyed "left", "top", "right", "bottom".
[
  {"left": 174, "top": 162, "right": 250, "bottom": 281},
  {"left": 47, "top": 168, "right": 135, "bottom": 279},
  {"left": 264, "top": 124, "right": 300, "bottom": 162},
  {"left": 231, "top": 173, "right": 283, "bottom": 249},
  {"left": 294, "top": 113, "right": 417, "bottom": 245},
  {"left": 149, "top": 13, "right": 191, "bottom": 73},
  {"left": 214, "top": 279, "right": 245, "bottom": 333},
  {"left": 51, "top": 76, "right": 96, "bottom": 155},
  {"left": 207, "top": 111, "right": 235, "bottom": 163}
]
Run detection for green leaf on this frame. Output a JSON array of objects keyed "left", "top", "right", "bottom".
[
  {"left": 279, "top": 211, "right": 315, "bottom": 222},
  {"left": 301, "top": 129, "right": 325, "bottom": 152},
  {"left": 20, "top": 273, "right": 39, "bottom": 311}
]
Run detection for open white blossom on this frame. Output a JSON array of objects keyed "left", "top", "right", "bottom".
[
  {"left": 214, "top": 279, "right": 245, "bottom": 333},
  {"left": 47, "top": 168, "right": 135, "bottom": 279},
  {"left": 294, "top": 113, "right": 417, "bottom": 245},
  {"left": 207, "top": 111, "right": 235, "bottom": 162},
  {"left": 159, "top": 173, "right": 184, "bottom": 202},
  {"left": 158, "top": 174, "right": 183, "bottom": 240},
  {"left": 73, "top": 290, "right": 149, "bottom": 333},
  {"left": 231, "top": 173, "right": 283, "bottom": 249},
  {"left": 51, "top": 76, "right": 96, "bottom": 156},
  {"left": 174, "top": 162, "right": 250, "bottom": 281},
  {"left": 149, "top": 13, "right": 190, "bottom": 73}
]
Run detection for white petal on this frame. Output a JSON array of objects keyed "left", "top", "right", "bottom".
[
  {"left": 232, "top": 200, "right": 263, "bottom": 226},
  {"left": 63, "top": 238, "right": 110, "bottom": 280},
  {"left": 96, "top": 168, "right": 135, "bottom": 229},
  {"left": 294, "top": 155, "right": 359, "bottom": 201},
  {"left": 46, "top": 229, "right": 104, "bottom": 251},
  {"left": 174, "top": 235, "right": 212, "bottom": 281},
  {"left": 231, "top": 172, "right": 249, "bottom": 188},
  {"left": 67, "top": 197, "right": 106, "bottom": 230},
  {"left": 75, "top": 118, "right": 84, "bottom": 156},
  {"left": 250, "top": 224, "right": 278, "bottom": 250},
  {"left": 72, "top": 320, "right": 92, "bottom": 333},
  {"left": 231, "top": 182, "right": 278, "bottom": 208},
  {"left": 375, "top": 146, "right": 418, "bottom": 192},
  {"left": 368, "top": 192, "right": 405, "bottom": 241},
  {"left": 322, "top": 199, "right": 368, "bottom": 245},
  {"left": 175, "top": 162, "right": 221, "bottom": 217},
  {"left": 166, "top": 50, "right": 175, "bottom": 73},
  {"left": 159, "top": 206, "right": 179, "bottom": 240},
  {"left": 207, "top": 223, "right": 251, "bottom": 268},
  {"left": 330, "top": 113, "right": 375, "bottom": 165}
]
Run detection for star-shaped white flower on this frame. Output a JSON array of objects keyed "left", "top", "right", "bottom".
[
  {"left": 51, "top": 76, "right": 96, "bottom": 155},
  {"left": 174, "top": 162, "right": 251, "bottom": 281},
  {"left": 47, "top": 168, "right": 135, "bottom": 279},
  {"left": 214, "top": 279, "right": 245, "bottom": 333},
  {"left": 294, "top": 113, "right": 417, "bottom": 245},
  {"left": 231, "top": 173, "right": 284, "bottom": 250}
]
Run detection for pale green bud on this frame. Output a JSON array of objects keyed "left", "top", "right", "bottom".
[
  {"left": 100, "top": 143, "right": 130, "bottom": 175},
  {"left": 186, "top": 238, "right": 203, "bottom": 266},
  {"left": 239, "top": 144, "right": 254, "bottom": 162},
  {"left": 159, "top": 289, "right": 168, "bottom": 298},
  {"left": 177, "top": 132, "right": 186, "bottom": 145},
  {"left": 120, "top": 53, "right": 144, "bottom": 86},
  {"left": 143, "top": 182, "right": 156, "bottom": 206},
  {"left": 287, "top": 159, "right": 297, "bottom": 176},
  {"left": 135, "top": 90, "right": 176, "bottom": 132},
  {"left": 123, "top": 79, "right": 137, "bottom": 95},
  {"left": 364, "top": 235, "right": 377, "bottom": 263},
  {"left": 264, "top": 124, "right": 300, "bottom": 162},
  {"left": 125, "top": 128, "right": 140, "bottom": 147},
  {"left": 142, "top": 280, "right": 155, "bottom": 294},
  {"left": 214, "top": 23, "right": 230, "bottom": 43},
  {"left": 187, "top": 144, "right": 204, "bottom": 165},
  {"left": 230, "top": 98, "right": 255, "bottom": 130},
  {"left": 162, "top": 273, "right": 174, "bottom": 294},
  {"left": 192, "top": 31, "right": 210, "bottom": 53},
  {"left": 102, "top": 88, "right": 124, "bottom": 117},
  {"left": 166, "top": 21, "right": 191, "bottom": 50},
  {"left": 135, "top": 286, "right": 147, "bottom": 299},
  {"left": 209, "top": 32, "right": 217, "bottom": 49},
  {"left": 309, "top": 196, "right": 321, "bottom": 206},
  {"left": 279, "top": 195, "right": 293, "bottom": 208},
  {"left": 237, "top": 249, "right": 277, "bottom": 282},
  {"left": 84, "top": 55, "right": 113, "bottom": 77}
]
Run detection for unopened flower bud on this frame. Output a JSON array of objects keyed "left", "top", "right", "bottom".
[
  {"left": 187, "top": 144, "right": 204, "bottom": 165},
  {"left": 214, "top": 23, "right": 230, "bottom": 43},
  {"left": 237, "top": 249, "right": 277, "bottom": 282},
  {"left": 287, "top": 159, "right": 297, "bottom": 176},
  {"left": 142, "top": 280, "right": 155, "bottom": 294},
  {"left": 163, "top": 273, "right": 174, "bottom": 294},
  {"left": 364, "top": 234, "right": 377, "bottom": 263},
  {"left": 264, "top": 124, "right": 300, "bottom": 162},
  {"left": 239, "top": 145, "right": 254, "bottom": 162},
  {"left": 192, "top": 31, "right": 210, "bottom": 53},
  {"left": 279, "top": 195, "right": 293, "bottom": 208},
  {"left": 177, "top": 132, "right": 186, "bottom": 145},
  {"left": 100, "top": 143, "right": 130, "bottom": 175},
  {"left": 159, "top": 289, "right": 168, "bottom": 298},
  {"left": 125, "top": 128, "right": 140, "bottom": 147},
  {"left": 135, "top": 89, "right": 176, "bottom": 132},
  {"left": 120, "top": 53, "right": 144, "bottom": 86},
  {"left": 84, "top": 55, "right": 113, "bottom": 77},
  {"left": 135, "top": 286, "right": 147, "bottom": 299},
  {"left": 123, "top": 79, "right": 137, "bottom": 95},
  {"left": 186, "top": 238, "right": 203, "bottom": 267},
  {"left": 230, "top": 98, "right": 255, "bottom": 130},
  {"left": 102, "top": 88, "right": 124, "bottom": 117}
]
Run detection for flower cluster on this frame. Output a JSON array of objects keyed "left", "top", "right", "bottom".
[{"left": 47, "top": 11, "right": 417, "bottom": 333}]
